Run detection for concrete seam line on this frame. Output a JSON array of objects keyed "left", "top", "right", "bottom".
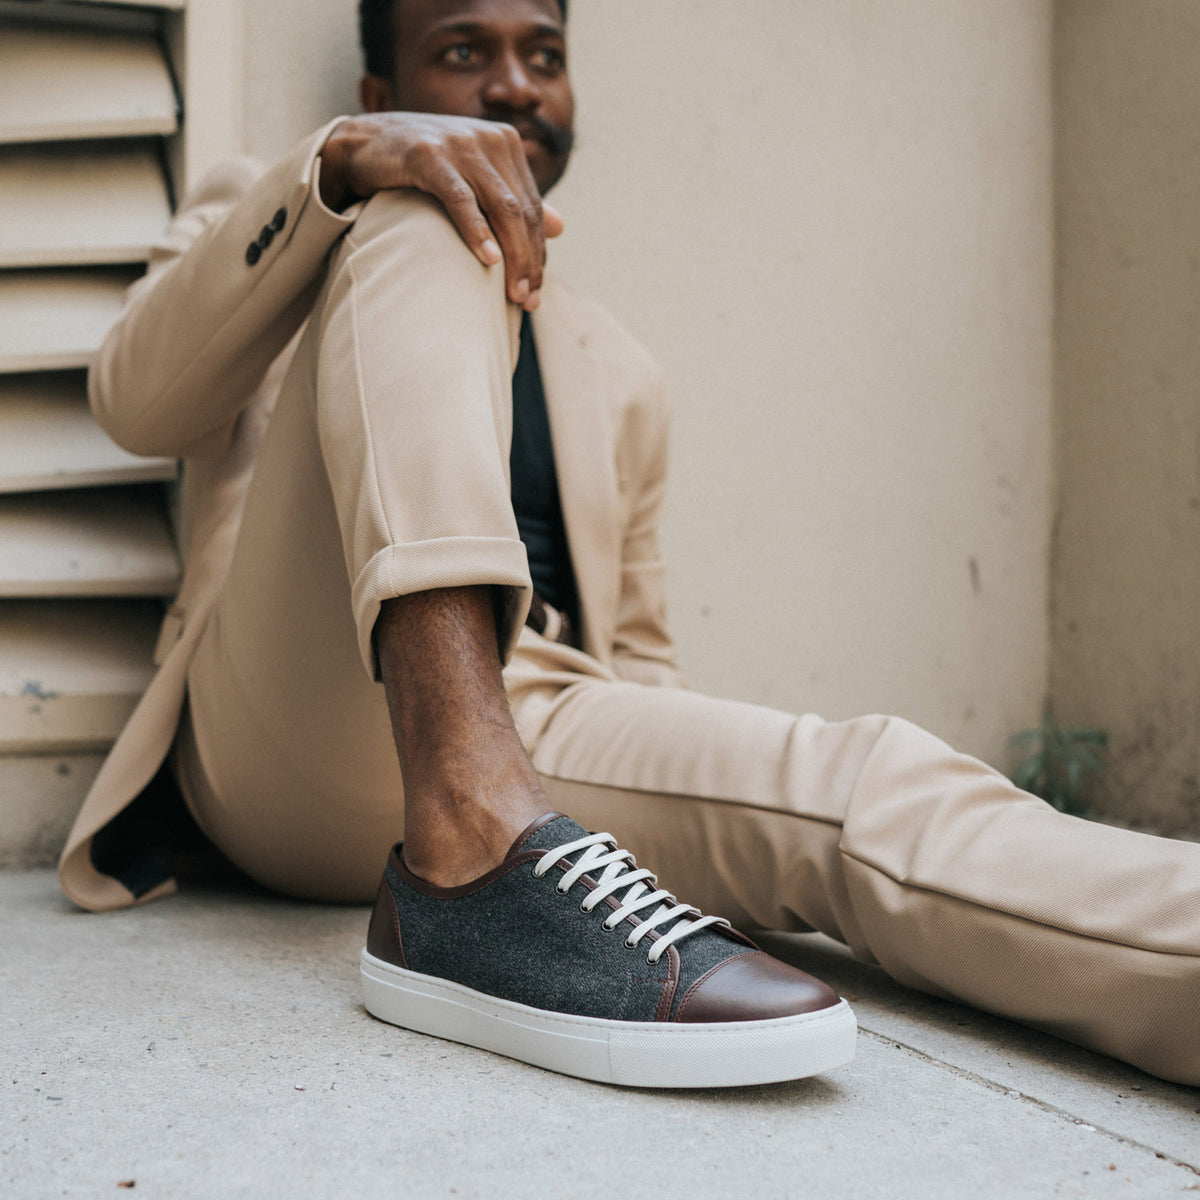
[{"left": 856, "top": 1026, "right": 1200, "bottom": 1178}]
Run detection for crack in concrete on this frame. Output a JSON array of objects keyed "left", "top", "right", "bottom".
[{"left": 857, "top": 1025, "right": 1200, "bottom": 1178}]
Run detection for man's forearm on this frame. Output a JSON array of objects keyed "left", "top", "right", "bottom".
[
  {"left": 91, "top": 112, "right": 564, "bottom": 460},
  {"left": 90, "top": 121, "right": 357, "bottom": 459}
]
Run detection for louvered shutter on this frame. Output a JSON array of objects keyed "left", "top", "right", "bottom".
[{"left": 0, "top": 0, "right": 225, "bottom": 866}]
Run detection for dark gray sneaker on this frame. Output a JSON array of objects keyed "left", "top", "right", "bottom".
[{"left": 360, "top": 813, "right": 856, "bottom": 1087}]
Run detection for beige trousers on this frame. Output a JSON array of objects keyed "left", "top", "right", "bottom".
[{"left": 178, "top": 192, "right": 1200, "bottom": 1086}]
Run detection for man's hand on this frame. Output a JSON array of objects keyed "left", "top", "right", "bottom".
[{"left": 318, "top": 113, "right": 564, "bottom": 312}]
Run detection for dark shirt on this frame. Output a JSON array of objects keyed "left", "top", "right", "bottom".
[{"left": 510, "top": 313, "right": 579, "bottom": 626}]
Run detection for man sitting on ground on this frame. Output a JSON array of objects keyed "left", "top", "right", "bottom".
[{"left": 58, "top": 0, "right": 1200, "bottom": 1089}]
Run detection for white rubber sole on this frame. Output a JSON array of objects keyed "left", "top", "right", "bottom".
[{"left": 361, "top": 949, "right": 857, "bottom": 1088}]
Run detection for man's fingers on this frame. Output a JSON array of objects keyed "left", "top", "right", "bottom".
[
  {"left": 465, "top": 151, "right": 546, "bottom": 308},
  {"left": 415, "top": 157, "right": 508, "bottom": 269},
  {"left": 350, "top": 116, "right": 553, "bottom": 309},
  {"left": 543, "top": 204, "right": 565, "bottom": 239},
  {"left": 504, "top": 130, "right": 550, "bottom": 304},
  {"left": 466, "top": 123, "right": 547, "bottom": 306},
  {"left": 425, "top": 156, "right": 544, "bottom": 308}
]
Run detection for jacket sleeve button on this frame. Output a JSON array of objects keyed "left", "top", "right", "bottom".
[
  {"left": 245, "top": 240, "right": 262, "bottom": 265},
  {"left": 258, "top": 224, "right": 275, "bottom": 248},
  {"left": 271, "top": 207, "right": 288, "bottom": 232}
]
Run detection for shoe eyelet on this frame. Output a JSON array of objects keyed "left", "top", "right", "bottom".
[
  {"left": 578, "top": 901, "right": 590, "bottom": 913},
  {"left": 601, "top": 918, "right": 617, "bottom": 932},
  {"left": 624, "top": 936, "right": 637, "bottom": 949},
  {"left": 556, "top": 884, "right": 569, "bottom": 895}
]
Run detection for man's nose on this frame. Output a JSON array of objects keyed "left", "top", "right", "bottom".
[{"left": 481, "top": 52, "right": 540, "bottom": 110}]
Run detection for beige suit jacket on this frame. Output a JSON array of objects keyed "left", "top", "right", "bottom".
[{"left": 57, "top": 124, "right": 685, "bottom": 912}]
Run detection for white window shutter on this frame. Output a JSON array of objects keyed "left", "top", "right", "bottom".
[
  {"left": 0, "top": 374, "right": 175, "bottom": 493},
  {"left": 0, "top": 0, "right": 237, "bottom": 865},
  {"left": 0, "top": 20, "right": 179, "bottom": 144},
  {"left": 0, "top": 142, "right": 172, "bottom": 268}
]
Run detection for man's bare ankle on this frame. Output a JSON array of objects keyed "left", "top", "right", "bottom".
[{"left": 402, "top": 792, "right": 550, "bottom": 888}]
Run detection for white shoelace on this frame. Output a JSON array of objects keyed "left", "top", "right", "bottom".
[{"left": 533, "top": 831, "right": 730, "bottom": 965}]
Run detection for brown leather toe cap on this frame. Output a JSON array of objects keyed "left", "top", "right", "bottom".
[{"left": 673, "top": 950, "right": 842, "bottom": 1023}]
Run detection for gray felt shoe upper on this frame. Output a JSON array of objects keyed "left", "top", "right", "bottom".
[{"left": 365, "top": 813, "right": 841, "bottom": 1025}]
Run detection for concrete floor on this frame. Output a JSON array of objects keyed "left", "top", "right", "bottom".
[{"left": 2, "top": 870, "right": 1198, "bottom": 1200}]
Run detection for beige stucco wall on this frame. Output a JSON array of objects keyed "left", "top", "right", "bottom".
[
  {"left": 241, "top": 0, "right": 1055, "bottom": 768},
  {"left": 1053, "top": 1, "right": 1200, "bottom": 833}
]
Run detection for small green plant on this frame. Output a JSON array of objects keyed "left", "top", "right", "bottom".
[{"left": 1009, "top": 705, "right": 1107, "bottom": 815}]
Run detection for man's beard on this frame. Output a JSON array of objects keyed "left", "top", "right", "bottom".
[
  {"left": 515, "top": 112, "right": 575, "bottom": 159},
  {"left": 489, "top": 111, "right": 575, "bottom": 160}
]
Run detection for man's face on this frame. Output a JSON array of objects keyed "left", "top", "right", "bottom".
[{"left": 369, "top": 0, "right": 574, "bottom": 194}]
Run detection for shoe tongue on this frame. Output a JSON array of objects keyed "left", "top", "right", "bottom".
[{"left": 513, "top": 813, "right": 590, "bottom": 856}]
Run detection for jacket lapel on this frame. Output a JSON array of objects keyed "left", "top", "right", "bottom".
[{"left": 532, "top": 277, "right": 621, "bottom": 660}]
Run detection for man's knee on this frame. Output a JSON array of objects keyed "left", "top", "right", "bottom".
[
  {"left": 319, "top": 188, "right": 518, "bottom": 380},
  {"left": 338, "top": 189, "right": 505, "bottom": 301}
]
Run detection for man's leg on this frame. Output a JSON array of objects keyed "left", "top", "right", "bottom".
[
  {"left": 179, "top": 192, "right": 855, "bottom": 1088},
  {"left": 179, "top": 189, "right": 536, "bottom": 898},
  {"left": 508, "top": 660, "right": 1200, "bottom": 1085},
  {"left": 375, "top": 587, "right": 547, "bottom": 886}
]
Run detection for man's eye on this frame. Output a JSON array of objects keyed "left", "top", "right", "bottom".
[
  {"left": 533, "top": 46, "right": 565, "bottom": 71},
  {"left": 440, "top": 43, "right": 477, "bottom": 66}
]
